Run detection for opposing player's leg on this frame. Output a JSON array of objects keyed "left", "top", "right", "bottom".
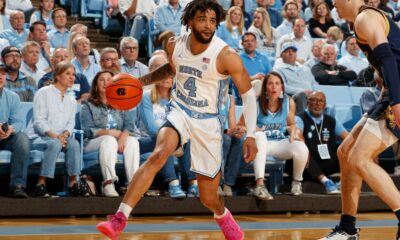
[
  {"left": 96, "top": 126, "right": 180, "bottom": 240},
  {"left": 321, "top": 117, "right": 371, "bottom": 239},
  {"left": 197, "top": 172, "right": 244, "bottom": 240},
  {"left": 321, "top": 118, "right": 399, "bottom": 239}
]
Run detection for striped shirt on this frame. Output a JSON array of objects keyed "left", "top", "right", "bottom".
[{"left": 5, "top": 71, "right": 37, "bottom": 102}]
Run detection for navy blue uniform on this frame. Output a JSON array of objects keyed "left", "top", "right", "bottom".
[{"left": 355, "top": 5, "right": 400, "bottom": 138}]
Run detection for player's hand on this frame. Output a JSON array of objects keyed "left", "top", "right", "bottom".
[
  {"left": 392, "top": 103, "right": 400, "bottom": 128},
  {"left": 243, "top": 137, "right": 258, "bottom": 163}
]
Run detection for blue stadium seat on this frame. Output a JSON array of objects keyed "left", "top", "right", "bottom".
[
  {"left": 349, "top": 86, "right": 373, "bottom": 105},
  {"left": 313, "top": 85, "right": 352, "bottom": 105},
  {"left": 332, "top": 103, "right": 362, "bottom": 131},
  {"left": 81, "top": 0, "right": 103, "bottom": 19},
  {"left": 0, "top": 102, "right": 79, "bottom": 176},
  {"left": 147, "top": 18, "right": 160, "bottom": 58},
  {"left": 235, "top": 103, "right": 285, "bottom": 194}
]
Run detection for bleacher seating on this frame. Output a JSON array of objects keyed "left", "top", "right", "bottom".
[
  {"left": 0, "top": 102, "right": 70, "bottom": 175},
  {"left": 81, "top": 0, "right": 103, "bottom": 19}
]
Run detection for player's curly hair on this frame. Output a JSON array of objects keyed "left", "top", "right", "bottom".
[{"left": 181, "top": 0, "right": 225, "bottom": 31}]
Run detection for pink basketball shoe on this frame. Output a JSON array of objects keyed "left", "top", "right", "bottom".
[
  {"left": 215, "top": 209, "right": 244, "bottom": 240},
  {"left": 96, "top": 212, "right": 127, "bottom": 240}
]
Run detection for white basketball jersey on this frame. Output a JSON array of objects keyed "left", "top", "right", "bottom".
[{"left": 172, "top": 33, "right": 229, "bottom": 114}]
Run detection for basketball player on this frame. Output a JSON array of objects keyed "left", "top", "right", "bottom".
[
  {"left": 97, "top": 1, "right": 258, "bottom": 240},
  {"left": 319, "top": 1, "right": 400, "bottom": 240}
]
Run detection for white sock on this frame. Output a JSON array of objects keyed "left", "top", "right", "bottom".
[
  {"left": 320, "top": 176, "right": 329, "bottom": 184},
  {"left": 169, "top": 179, "right": 180, "bottom": 186},
  {"left": 214, "top": 207, "right": 227, "bottom": 219},
  {"left": 117, "top": 202, "right": 132, "bottom": 219}
]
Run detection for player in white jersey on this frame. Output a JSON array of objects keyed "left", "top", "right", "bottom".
[{"left": 97, "top": 1, "right": 258, "bottom": 240}]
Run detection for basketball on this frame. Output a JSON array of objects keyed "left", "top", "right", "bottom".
[{"left": 106, "top": 73, "right": 143, "bottom": 111}]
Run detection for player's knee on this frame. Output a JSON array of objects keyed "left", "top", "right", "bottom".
[
  {"left": 146, "top": 149, "right": 169, "bottom": 169},
  {"left": 199, "top": 194, "right": 219, "bottom": 210},
  {"left": 347, "top": 149, "right": 368, "bottom": 174},
  {"left": 337, "top": 144, "right": 349, "bottom": 163}
]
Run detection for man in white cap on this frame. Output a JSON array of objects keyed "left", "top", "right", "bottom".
[{"left": 274, "top": 40, "right": 317, "bottom": 113}]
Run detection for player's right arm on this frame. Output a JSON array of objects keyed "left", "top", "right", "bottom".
[
  {"left": 355, "top": 9, "right": 400, "bottom": 127},
  {"left": 138, "top": 38, "right": 177, "bottom": 86}
]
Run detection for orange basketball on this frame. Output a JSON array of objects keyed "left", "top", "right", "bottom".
[{"left": 106, "top": 73, "right": 143, "bottom": 111}]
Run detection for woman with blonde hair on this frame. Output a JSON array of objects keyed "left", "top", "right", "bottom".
[
  {"left": 248, "top": 7, "right": 277, "bottom": 51},
  {"left": 216, "top": 6, "right": 245, "bottom": 51}
]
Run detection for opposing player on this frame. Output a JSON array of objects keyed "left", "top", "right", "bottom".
[
  {"left": 97, "top": 1, "right": 258, "bottom": 240},
  {"left": 320, "top": 1, "right": 400, "bottom": 240}
]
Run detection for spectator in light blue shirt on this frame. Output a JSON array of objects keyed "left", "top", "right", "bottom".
[
  {"left": 252, "top": 0, "right": 283, "bottom": 28},
  {"left": 71, "top": 36, "right": 101, "bottom": 85},
  {"left": 240, "top": 32, "right": 271, "bottom": 80},
  {"left": 0, "top": 11, "right": 29, "bottom": 49},
  {"left": 275, "top": 1, "right": 300, "bottom": 40},
  {"left": 154, "top": 0, "right": 183, "bottom": 37},
  {"left": 119, "top": 37, "right": 149, "bottom": 78},
  {"left": 236, "top": 32, "right": 271, "bottom": 104},
  {"left": 47, "top": 8, "right": 70, "bottom": 48},
  {"left": 217, "top": 6, "right": 245, "bottom": 51},
  {"left": 0, "top": 64, "right": 30, "bottom": 198}
]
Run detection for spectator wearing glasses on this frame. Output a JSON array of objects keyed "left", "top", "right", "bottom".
[
  {"left": 2, "top": 46, "right": 36, "bottom": 102},
  {"left": 100, "top": 48, "right": 121, "bottom": 73},
  {"left": 47, "top": 8, "right": 70, "bottom": 48},
  {"left": 119, "top": 37, "right": 148, "bottom": 78},
  {"left": 296, "top": 91, "right": 347, "bottom": 194}
]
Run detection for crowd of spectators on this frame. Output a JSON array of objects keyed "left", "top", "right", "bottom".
[{"left": 0, "top": 0, "right": 395, "bottom": 200}]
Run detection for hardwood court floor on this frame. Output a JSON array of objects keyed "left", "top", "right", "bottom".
[{"left": 0, "top": 212, "right": 397, "bottom": 239}]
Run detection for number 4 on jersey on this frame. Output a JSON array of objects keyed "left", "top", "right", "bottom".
[{"left": 184, "top": 77, "right": 197, "bottom": 97}]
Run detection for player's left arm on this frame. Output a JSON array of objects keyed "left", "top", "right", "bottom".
[
  {"left": 356, "top": 10, "right": 400, "bottom": 116},
  {"left": 218, "top": 47, "right": 258, "bottom": 162},
  {"left": 138, "top": 38, "right": 177, "bottom": 86}
]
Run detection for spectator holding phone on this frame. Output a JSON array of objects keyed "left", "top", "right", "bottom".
[{"left": 0, "top": 63, "right": 30, "bottom": 198}]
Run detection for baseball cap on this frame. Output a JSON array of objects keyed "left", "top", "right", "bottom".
[
  {"left": 0, "top": 63, "right": 6, "bottom": 69},
  {"left": 280, "top": 41, "right": 297, "bottom": 55},
  {"left": 1, "top": 46, "right": 21, "bottom": 59}
]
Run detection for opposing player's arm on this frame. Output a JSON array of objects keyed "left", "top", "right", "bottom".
[
  {"left": 355, "top": 10, "right": 400, "bottom": 105},
  {"left": 218, "top": 47, "right": 256, "bottom": 139},
  {"left": 138, "top": 38, "right": 177, "bottom": 86}
]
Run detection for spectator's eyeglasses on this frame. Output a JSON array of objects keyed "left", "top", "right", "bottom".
[{"left": 309, "top": 99, "right": 325, "bottom": 104}]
